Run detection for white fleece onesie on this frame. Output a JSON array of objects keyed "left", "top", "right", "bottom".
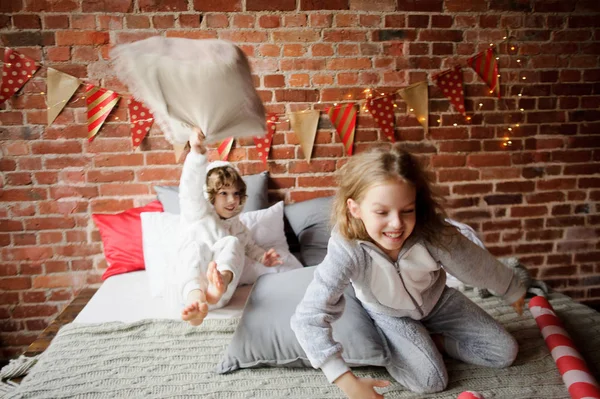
[{"left": 175, "top": 151, "right": 266, "bottom": 309}]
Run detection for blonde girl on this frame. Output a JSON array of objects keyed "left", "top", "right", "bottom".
[{"left": 291, "top": 144, "right": 526, "bottom": 398}]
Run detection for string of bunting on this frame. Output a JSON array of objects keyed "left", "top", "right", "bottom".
[{"left": 1, "top": 34, "right": 523, "bottom": 162}]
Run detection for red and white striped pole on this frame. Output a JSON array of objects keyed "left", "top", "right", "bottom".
[
  {"left": 529, "top": 296, "right": 600, "bottom": 399},
  {"left": 457, "top": 391, "right": 484, "bottom": 399}
]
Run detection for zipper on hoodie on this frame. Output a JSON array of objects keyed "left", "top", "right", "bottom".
[{"left": 360, "top": 239, "right": 425, "bottom": 317}]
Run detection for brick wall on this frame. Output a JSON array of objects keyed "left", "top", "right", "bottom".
[{"left": 1, "top": 0, "right": 599, "bottom": 361}]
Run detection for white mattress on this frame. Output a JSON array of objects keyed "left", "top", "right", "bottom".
[{"left": 74, "top": 271, "right": 252, "bottom": 324}]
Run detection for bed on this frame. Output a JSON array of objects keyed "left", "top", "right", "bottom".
[{"left": 4, "top": 195, "right": 600, "bottom": 398}]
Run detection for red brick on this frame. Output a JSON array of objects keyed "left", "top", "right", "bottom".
[
  {"left": 136, "top": 167, "right": 180, "bottom": 182},
  {"left": 326, "top": 58, "right": 371, "bottom": 70},
  {"left": 12, "top": 304, "right": 59, "bottom": 318},
  {"left": 467, "top": 154, "right": 511, "bottom": 167},
  {"left": 0, "top": 277, "right": 31, "bottom": 290},
  {"left": 300, "top": 0, "right": 347, "bottom": 10},
  {"left": 82, "top": 0, "right": 132, "bottom": 12},
  {"left": 44, "top": 14, "right": 69, "bottom": 29},
  {"left": 247, "top": 0, "right": 294, "bottom": 10},
  {"left": 258, "top": 15, "right": 279, "bottom": 28},
  {"left": 193, "top": 0, "right": 241, "bottom": 11},
  {"left": 151, "top": 15, "right": 175, "bottom": 29},
  {"left": 396, "top": 0, "right": 442, "bottom": 12},
  {"left": 273, "top": 30, "right": 320, "bottom": 42},
  {"left": 452, "top": 183, "right": 492, "bottom": 195},
  {"left": 496, "top": 181, "right": 535, "bottom": 193},
  {"left": 56, "top": 31, "right": 109, "bottom": 45},
  {"left": 175, "top": 14, "right": 199, "bottom": 28},
  {"left": 13, "top": 14, "right": 41, "bottom": 29}
]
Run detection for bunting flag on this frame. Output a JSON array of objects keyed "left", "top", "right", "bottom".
[
  {"left": 432, "top": 66, "right": 466, "bottom": 115},
  {"left": 217, "top": 137, "right": 234, "bottom": 161},
  {"left": 326, "top": 103, "right": 357, "bottom": 156},
  {"left": 366, "top": 94, "right": 396, "bottom": 143},
  {"left": 253, "top": 113, "right": 277, "bottom": 165},
  {"left": 85, "top": 84, "right": 119, "bottom": 142},
  {"left": 0, "top": 48, "right": 40, "bottom": 105},
  {"left": 173, "top": 142, "right": 188, "bottom": 162},
  {"left": 128, "top": 98, "right": 154, "bottom": 148},
  {"left": 46, "top": 67, "right": 80, "bottom": 125},
  {"left": 399, "top": 81, "right": 429, "bottom": 133},
  {"left": 468, "top": 48, "right": 500, "bottom": 98},
  {"left": 288, "top": 110, "right": 320, "bottom": 163}
]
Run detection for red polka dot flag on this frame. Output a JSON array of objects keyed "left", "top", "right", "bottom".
[
  {"left": 253, "top": 113, "right": 277, "bottom": 165},
  {"left": 433, "top": 65, "right": 466, "bottom": 115},
  {"left": 327, "top": 103, "right": 357, "bottom": 156},
  {"left": 217, "top": 137, "right": 234, "bottom": 161},
  {"left": 128, "top": 98, "right": 154, "bottom": 148},
  {"left": 85, "top": 83, "right": 120, "bottom": 142},
  {"left": 0, "top": 48, "right": 40, "bottom": 105},
  {"left": 468, "top": 47, "right": 501, "bottom": 99},
  {"left": 366, "top": 94, "right": 396, "bottom": 143}
]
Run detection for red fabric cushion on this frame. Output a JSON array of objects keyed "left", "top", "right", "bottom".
[{"left": 92, "top": 200, "right": 164, "bottom": 281}]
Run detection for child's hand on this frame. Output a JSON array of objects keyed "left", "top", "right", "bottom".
[
  {"left": 335, "top": 371, "right": 390, "bottom": 399},
  {"left": 511, "top": 294, "right": 526, "bottom": 316},
  {"left": 189, "top": 127, "right": 207, "bottom": 155},
  {"left": 261, "top": 248, "right": 283, "bottom": 267}
]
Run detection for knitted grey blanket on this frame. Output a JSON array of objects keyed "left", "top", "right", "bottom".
[{"left": 5, "top": 292, "right": 600, "bottom": 398}]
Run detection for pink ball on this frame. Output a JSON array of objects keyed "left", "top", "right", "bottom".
[{"left": 457, "top": 392, "right": 484, "bottom": 399}]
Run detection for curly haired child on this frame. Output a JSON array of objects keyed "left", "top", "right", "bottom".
[{"left": 177, "top": 129, "right": 281, "bottom": 326}]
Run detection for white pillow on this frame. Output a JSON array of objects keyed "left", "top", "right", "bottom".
[
  {"left": 238, "top": 201, "right": 303, "bottom": 285},
  {"left": 140, "top": 202, "right": 303, "bottom": 297},
  {"left": 140, "top": 212, "right": 180, "bottom": 297}
]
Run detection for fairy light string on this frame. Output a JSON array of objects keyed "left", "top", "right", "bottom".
[{"left": 3, "top": 35, "right": 527, "bottom": 148}]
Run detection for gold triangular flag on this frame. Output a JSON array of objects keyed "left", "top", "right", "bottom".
[
  {"left": 173, "top": 142, "right": 188, "bottom": 162},
  {"left": 46, "top": 68, "right": 81, "bottom": 126},
  {"left": 288, "top": 110, "right": 320, "bottom": 163},
  {"left": 399, "top": 81, "right": 428, "bottom": 134}
]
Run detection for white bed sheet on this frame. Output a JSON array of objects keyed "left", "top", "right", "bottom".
[{"left": 74, "top": 271, "right": 252, "bottom": 324}]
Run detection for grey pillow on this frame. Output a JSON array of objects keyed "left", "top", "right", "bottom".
[
  {"left": 284, "top": 196, "right": 333, "bottom": 266},
  {"left": 216, "top": 266, "right": 388, "bottom": 373},
  {"left": 154, "top": 171, "right": 269, "bottom": 214}
]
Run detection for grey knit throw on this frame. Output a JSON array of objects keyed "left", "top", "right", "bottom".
[{"left": 4, "top": 292, "right": 600, "bottom": 398}]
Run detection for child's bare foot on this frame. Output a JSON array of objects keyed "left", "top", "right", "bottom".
[
  {"left": 205, "top": 261, "right": 226, "bottom": 304},
  {"left": 181, "top": 301, "right": 208, "bottom": 326}
]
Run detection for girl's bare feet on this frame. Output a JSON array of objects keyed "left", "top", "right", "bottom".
[
  {"left": 205, "top": 261, "right": 227, "bottom": 304},
  {"left": 181, "top": 300, "right": 208, "bottom": 326}
]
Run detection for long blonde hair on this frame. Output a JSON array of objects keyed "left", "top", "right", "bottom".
[{"left": 332, "top": 144, "right": 447, "bottom": 245}]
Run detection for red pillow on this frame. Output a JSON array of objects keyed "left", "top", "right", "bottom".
[{"left": 92, "top": 200, "right": 164, "bottom": 280}]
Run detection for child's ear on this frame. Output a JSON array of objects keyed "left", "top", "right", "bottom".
[{"left": 347, "top": 198, "right": 361, "bottom": 219}]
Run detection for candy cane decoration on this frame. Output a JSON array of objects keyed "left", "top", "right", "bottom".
[
  {"left": 529, "top": 296, "right": 600, "bottom": 399},
  {"left": 457, "top": 391, "right": 484, "bottom": 399}
]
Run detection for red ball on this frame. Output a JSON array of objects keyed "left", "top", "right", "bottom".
[{"left": 457, "top": 392, "right": 484, "bottom": 399}]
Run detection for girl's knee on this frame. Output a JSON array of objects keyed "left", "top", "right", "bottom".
[
  {"left": 486, "top": 333, "right": 519, "bottom": 368},
  {"left": 387, "top": 361, "right": 448, "bottom": 394}
]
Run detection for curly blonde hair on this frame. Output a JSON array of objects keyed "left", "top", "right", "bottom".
[
  {"left": 206, "top": 166, "right": 247, "bottom": 207},
  {"left": 332, "top": 143, "right": 447, "bottom": 245}
]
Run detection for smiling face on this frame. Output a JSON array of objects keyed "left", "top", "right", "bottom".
[
  {"left": 347, "top": 178, "right": 417, "bottom": 260},
  {"left": 213, "top": 184, "right": 243, "bottom": 219}
]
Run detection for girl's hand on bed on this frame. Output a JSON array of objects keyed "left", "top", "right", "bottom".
[
  {"left": 261, "top": 248, "right": 283, "bottom": 267},
  {"left": 511, "top": 294, "right": 526, "bottom": 316},
  {"left": 190, "top": 127, "right": 207, "bottom": 155},
  {"left": 335, "top": 371, "right": 390, "bottom": 399}
]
